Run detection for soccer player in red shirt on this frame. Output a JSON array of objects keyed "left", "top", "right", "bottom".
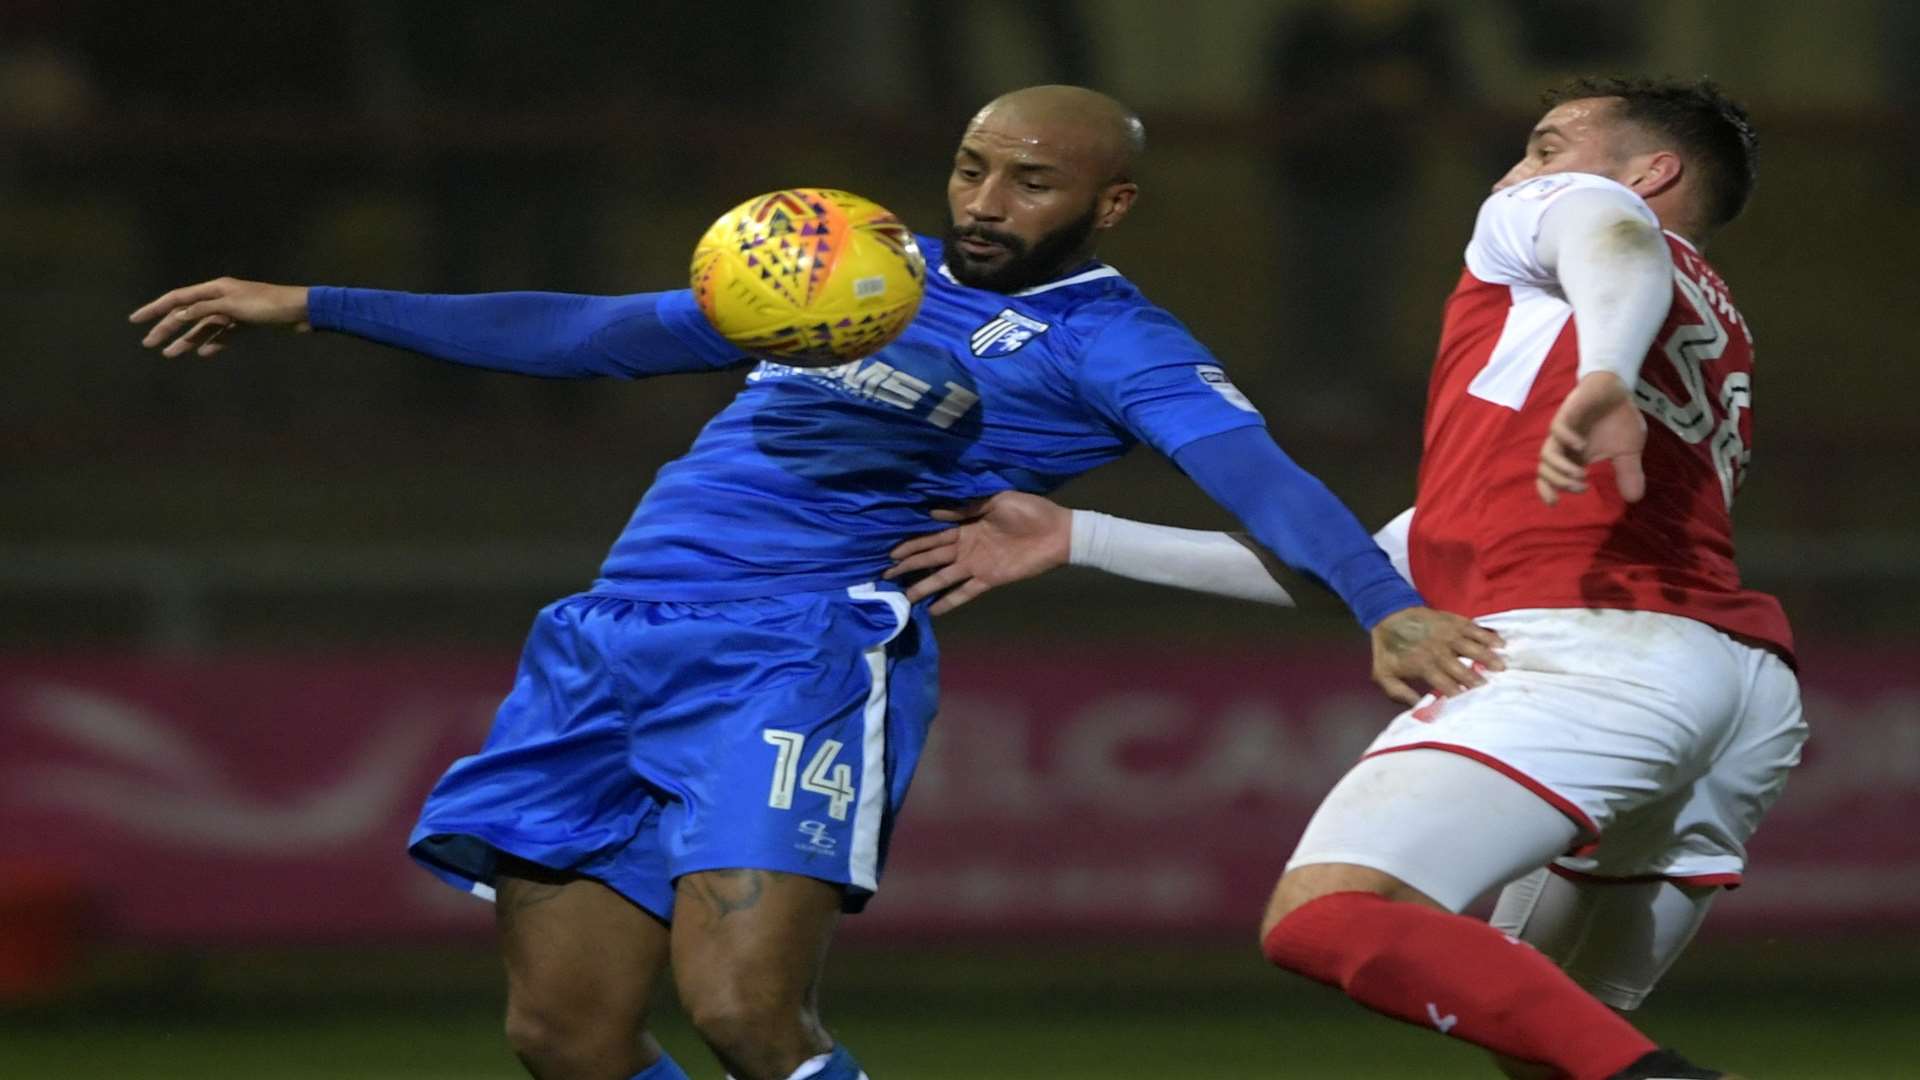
[{"left": 889, "top": 77, "right": 1801, "bottom": 1080}]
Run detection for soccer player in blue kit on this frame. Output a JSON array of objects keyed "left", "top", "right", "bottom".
[{"left": 131, "top": 85, "right": 1500, "bottom": 1080}]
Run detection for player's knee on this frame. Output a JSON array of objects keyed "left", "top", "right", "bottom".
[
  {"left": 680, "top": 978, "right": 816, "bottom": 1061},
  {"left": 1258, "top": 866, "right": 1340, "bottom": 940},
  {"left": 504, "top": 997, "right": 629, "bottom": 1075},
  {"left": 1259, "top": 864, "right": 1420, "bottom": 948},
  {"left": 502, "top": 1002, "right": 574, "bottom": 1069}
]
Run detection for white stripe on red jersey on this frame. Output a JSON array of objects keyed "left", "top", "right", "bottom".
[{"left": 1410, "top": 173, "right": 1793, "bottom": 660}]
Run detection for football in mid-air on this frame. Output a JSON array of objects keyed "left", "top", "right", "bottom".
[{"left": 691, "top": 188, "right": 925, "bottom": 365}]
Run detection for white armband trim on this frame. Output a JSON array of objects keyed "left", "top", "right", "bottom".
[{"left": 1069, "top": 510, "right": 1294, "bottom": 607}]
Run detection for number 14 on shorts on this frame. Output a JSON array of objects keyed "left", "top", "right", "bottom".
[{"left": 761, "top": 729, "right": 856, "bottom": 821}]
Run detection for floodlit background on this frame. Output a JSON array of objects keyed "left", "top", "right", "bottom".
[{"left": 3, "top": 1, "right": 1916, "bottom": 1076}]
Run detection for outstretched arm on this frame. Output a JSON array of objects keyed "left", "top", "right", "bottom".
[
  {"left": 888, "top": 493, "right": 1298, "bottom": 611},
  {"left": 890, "top": 497, "right": 1415, "bottom": 609},
  {"left": 130, "top": 277, "right": 743, "bottom": 379},
  {"left": 1177, "top": 427, "right": 1501, "bottom": 702},
  {"left": 891, "top": 443, "right": 1499, "bottom": 703},
  {"left": 1075, "top": 511, "right": 1296, "bottom": 606},
  {"left": 1169, "top": 426, "right": 1412, "bottom": 628}
]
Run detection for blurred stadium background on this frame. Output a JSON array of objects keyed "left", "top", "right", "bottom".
[{"left": 3, "top": 1, "right": 1917, "bottom": 1076}]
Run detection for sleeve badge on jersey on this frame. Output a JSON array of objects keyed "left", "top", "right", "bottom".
[
  {"left": 1196, "top": 365, "right": 1259, "bottom": 413},
  {"left": 1512, "top": 175, "right": 1577, "bottom": 201},
  {"left": 970, "top": 308, "right": 1051, "bottom": 356}
]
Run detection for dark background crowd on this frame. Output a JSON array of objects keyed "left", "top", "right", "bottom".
[
  {"left": 2, "top": 3, "right": 1916, "bottom": 1075},
  {"left": 5, "top": 0, "right": 1913, "bottom": 651}
]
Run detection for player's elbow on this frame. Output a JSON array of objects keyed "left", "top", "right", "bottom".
[{"left": 1598, "top": 216, "right": 1665, "bottom": 261}]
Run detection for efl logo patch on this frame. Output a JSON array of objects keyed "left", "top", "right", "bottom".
[
  {"left": 970, "top": 309, "right": 1050, "bottom": 356},
  {"left": 1196, "top": 365, "right": 1259, "bottom": 413}
]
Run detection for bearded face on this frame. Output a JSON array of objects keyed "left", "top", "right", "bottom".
[{"left": 942, "top": 202, "right": 1101, "bottom": 293}]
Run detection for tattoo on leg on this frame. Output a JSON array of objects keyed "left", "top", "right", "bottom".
[
  {"left": 496, "top": 878, "right": 567, "bottom": 931},
  {"left": 692, "top": 869, "right": 769, "bottom": 921}
]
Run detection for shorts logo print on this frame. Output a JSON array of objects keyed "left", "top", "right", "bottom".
[{"left": 797, "top": 819, "right": 838, "bottom": 855}]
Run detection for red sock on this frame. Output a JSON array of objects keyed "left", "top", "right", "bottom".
[{"left": 1262, "top": 891, "right": 1655, "bottom": 1080}]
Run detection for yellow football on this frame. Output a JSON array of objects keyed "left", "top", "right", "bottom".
[{"left": 691, "top": 188, "right": 926, "bottom": 365}]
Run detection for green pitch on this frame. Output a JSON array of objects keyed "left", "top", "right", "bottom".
[{"left": 2, "top": 942, "right": 1913, "bottom": 1078}]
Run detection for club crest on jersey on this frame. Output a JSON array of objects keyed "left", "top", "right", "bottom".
[{"left": 970, "top": 309, "right": 1050, "bottom": 357}]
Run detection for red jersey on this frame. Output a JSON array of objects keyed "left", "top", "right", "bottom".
[{"left": 1409, "top": 173, "right": 1793, "bottom": 659}]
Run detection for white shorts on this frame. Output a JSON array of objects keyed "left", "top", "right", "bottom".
[
  {"left": 1357, "top": 607, "right": 1805, "bottom": 885},
  {"left": 1283, "top": 608, "right": 1805, "bottom": 1006},
  {"left": 1489, "top": 866, "right": 1716, "bottom": 1010},
  {"left": 1286, "top": 749, "right": 1725, "bottom": 1009}
]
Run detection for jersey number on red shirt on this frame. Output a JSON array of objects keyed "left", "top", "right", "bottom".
[{"left": 1636, "top": 267, "right": 1752, "bottom": 511}]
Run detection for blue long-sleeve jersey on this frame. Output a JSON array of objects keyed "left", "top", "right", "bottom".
[{"left": 308, "top": 237, "right": 1422, "bottom": 626}]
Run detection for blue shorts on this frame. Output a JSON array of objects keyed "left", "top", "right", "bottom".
[{"left": 407, "top": 583, "right": 937, "bottom": 921}]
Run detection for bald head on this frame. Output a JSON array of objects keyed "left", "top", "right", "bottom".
[
  {"left": 968, "top": 85, "right": 1146, "bottom": 182},
  {"left": 945, "top": 85, "right": 1144, "bottom": 292}
]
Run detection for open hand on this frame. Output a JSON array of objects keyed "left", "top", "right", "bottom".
[
  {"left": 1370, "top": 606, "right": 1506, "bottom": 706},
  {"left": 884, "top": 491, "right": 1071, "bottom": 615},
  {"left": 129, "top": 277, "right": 312, "bottom": 358},
  {"left": 1538, "top": 371, "right": 1646, "bottom": 505}
]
